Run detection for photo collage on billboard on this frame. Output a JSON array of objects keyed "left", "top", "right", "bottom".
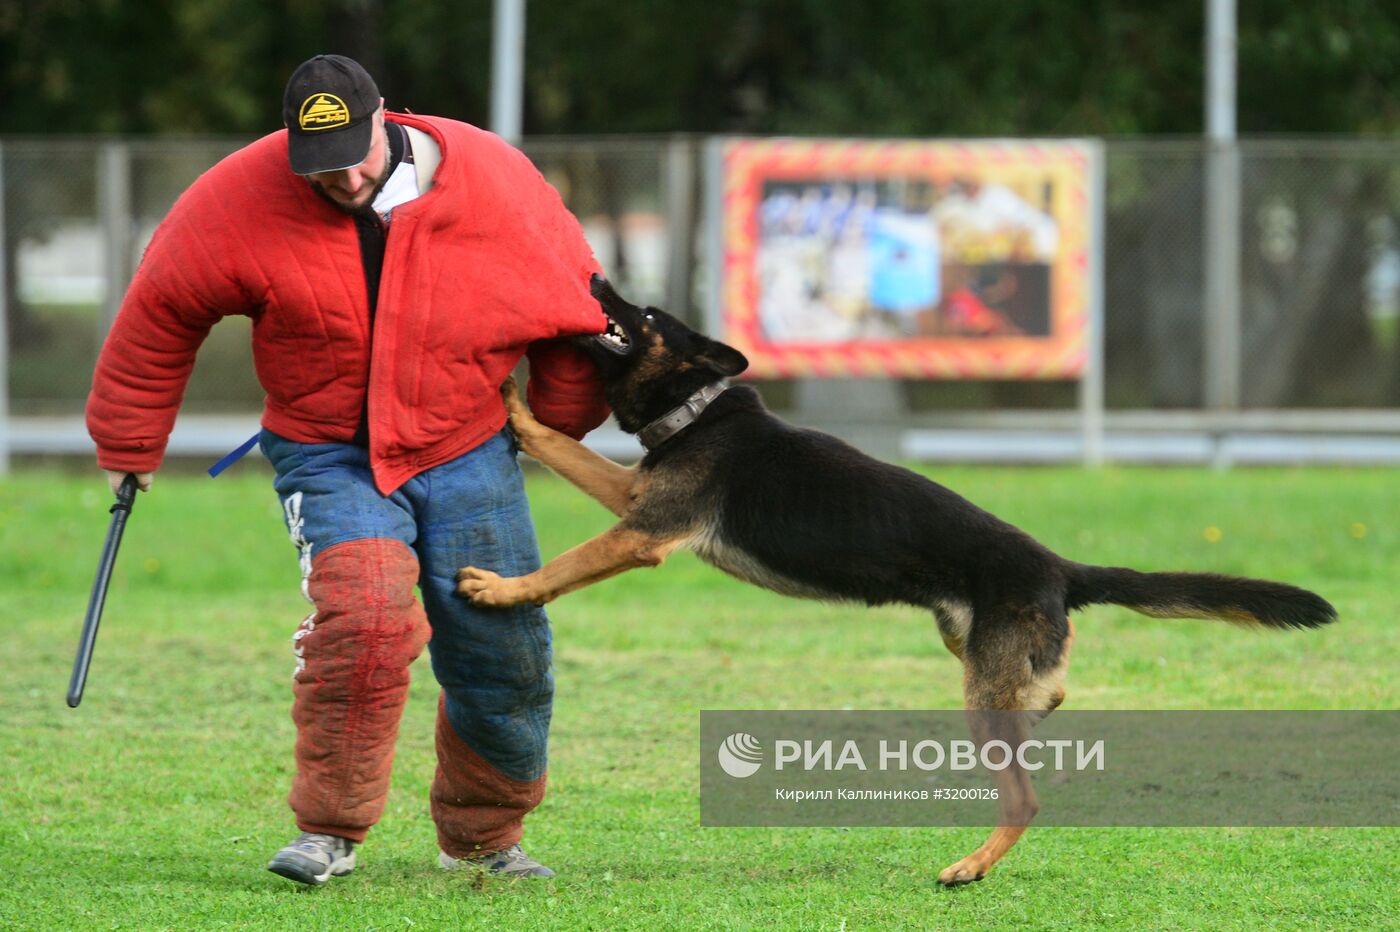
[{"left": 721, "top": 139, "right": 1097, "bottom": 379}]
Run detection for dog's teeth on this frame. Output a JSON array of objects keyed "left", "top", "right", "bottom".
[{"left": 596, "top": 316, "right": 630, "bottom": 351}]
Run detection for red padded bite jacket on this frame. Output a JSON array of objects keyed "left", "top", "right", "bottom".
[{"left": 86, "top": 113, "right": 609, "bottom": 493}]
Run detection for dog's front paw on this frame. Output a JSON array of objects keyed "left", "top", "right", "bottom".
[
  {"left": 456, "top": 566, "right": 527, "bottom": 607},
  {"left": 500, "top": 374, "right": 524, "bottom": 409},
  {"left": 936, "top": 856, "right": 988, "bottom": 887},
  {"left": 501, "top": 376, "right": 534, "bottom": 425},
  {"left": 500, "top": 376, "right": 548, "bottom": 453}
]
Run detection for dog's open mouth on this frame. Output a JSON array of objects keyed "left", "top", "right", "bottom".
[{"left": 593, "top": 315, "right": 632, "bottom": 355}]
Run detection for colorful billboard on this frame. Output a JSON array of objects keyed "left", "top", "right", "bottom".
[{"left": 716, "top": 138, "right": 1099, "bottom": 379}]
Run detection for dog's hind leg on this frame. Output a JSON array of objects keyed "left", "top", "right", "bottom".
[
  {"left": 933, "top": 600, "right": 974, "bottom": 661},
  {"left": 937, "top": 608, "right": 1075, "bottom": 886},
  {"left": 502, "top": 377, "right": 638, "bottom": 516}
]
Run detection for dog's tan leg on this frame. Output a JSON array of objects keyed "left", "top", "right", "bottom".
[
  {"left": 503, "top": 377, "right": 637, "bottom": 516},
  {"left": 937, "top": 616, "right": 1075, "bottom": 887},
  {"left": 457, "top": 526, "right": 687, "bottom": 607},
  {"left": 936, "top": 708, "right": 1040, "bottom": 887},
  {"left": 934, "top": 602, "right": 973, "bottom": 661}
]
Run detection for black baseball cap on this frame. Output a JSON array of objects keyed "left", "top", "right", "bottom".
[{"left": 283, "top": 54, "right": 381, "bottom": 175}]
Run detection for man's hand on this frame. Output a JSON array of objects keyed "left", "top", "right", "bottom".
[{"left": 105, "top": 470, "right": 154, "bottom": 496}]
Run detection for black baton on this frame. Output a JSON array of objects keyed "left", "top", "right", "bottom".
[{"left": 67, "top": 473, "right": 138, "bottom": 708}]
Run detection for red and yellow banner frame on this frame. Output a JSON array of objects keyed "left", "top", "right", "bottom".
[{"left": 718, "top": 138, "right": 1098, "bottom": 379}]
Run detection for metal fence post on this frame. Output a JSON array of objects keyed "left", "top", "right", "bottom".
[
  {"left": 0, "top": 141, "right": 10, "bottom": 475},
  {"left": 664, "top": 135, "right": 697, "bottom": 321},
  {"left": 702, "top": 136, "right": 726, "bottom": 339},
  {"left": 1204, "top": 149, "right": 1242, "bottom": 411},
  {"left": 1204, "top": 0, "right": 1241, "bottom": 468},
  {"left": 98, "top": 141, "right": 133, "bottom": 335},
  {"left": 1080, "top": 139, "right": 1107, "bottom": 467},
  {"left": 491, "top": 0, "right": 526, "bottom": 145}
]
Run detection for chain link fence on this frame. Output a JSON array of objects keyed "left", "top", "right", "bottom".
[
  {"left": 2, "top": 135, "right": 1398, "bottom": 453},
  {"left": 526, "top": 137, "right": 673, "bottom": 309},
  {"left": 1105, "top": 139, "right": 1400, "bottom": 411},
  {"left": 1, "top": 134, "right": 689, "bottom": 418}
]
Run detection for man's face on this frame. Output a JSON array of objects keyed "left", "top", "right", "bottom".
[{"left": 306, "top": 106, "right": 389, "bottom": 215}]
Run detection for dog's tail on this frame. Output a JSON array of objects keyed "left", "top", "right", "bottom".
[{"left": 1064, "top": 563, "right": 1336, "bottom": 630}]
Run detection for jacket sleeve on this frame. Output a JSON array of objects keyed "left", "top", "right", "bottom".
[
  {"left": 85, "top": 185, "right": 248, "bottom": 473},
  {"left": 524, "top": 338, "right": 610, "bottom": 440},
  {"left": 507, "top": 141, "right": 610, "bottom": 440}
]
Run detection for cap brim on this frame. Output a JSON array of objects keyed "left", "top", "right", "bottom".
[{"left": 288, "top": 118, "right": 374, "bottom": 175}]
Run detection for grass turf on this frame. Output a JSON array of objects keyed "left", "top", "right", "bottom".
[{"left": 0, "top": 465, "right": 1395, "bottom": 930}]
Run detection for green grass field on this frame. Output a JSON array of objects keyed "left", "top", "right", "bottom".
[{"left": 1, "top": 465, "right": 1396, "bottom": 930}]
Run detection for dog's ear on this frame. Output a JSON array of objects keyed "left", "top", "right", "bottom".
[{"left": 696, "top": 338, "right": 748, "bottom": 378}]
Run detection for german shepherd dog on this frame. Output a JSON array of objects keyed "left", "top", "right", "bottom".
[{"left": 457, "top": 276, "right": 1336, "bottom": 885}]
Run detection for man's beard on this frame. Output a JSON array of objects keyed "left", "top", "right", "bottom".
[{"left": 310, "top": 161, "right": 392, "bottom": 217}]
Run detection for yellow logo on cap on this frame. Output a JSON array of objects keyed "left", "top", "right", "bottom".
[{"left": 299, "top": 94, "right": 350, "bottom": 131}]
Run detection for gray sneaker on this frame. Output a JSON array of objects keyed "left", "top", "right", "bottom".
[
  {"left": 267, "top": 832, "right": 357, "bottom": 886},
  {"left": 439, "top": 844, "right": 556, "bottom": 878}
]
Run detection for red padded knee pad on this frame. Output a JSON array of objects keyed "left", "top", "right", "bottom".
[
  {"left": 288, "top": 538, "right": 431, "bottom": 841},
  {"left": 431, "top": 693, "right": 548, "bottom": 858}
]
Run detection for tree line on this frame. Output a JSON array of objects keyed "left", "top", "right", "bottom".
[{"left": 3, "top": 1, "right": 1398, "bottom": 137}]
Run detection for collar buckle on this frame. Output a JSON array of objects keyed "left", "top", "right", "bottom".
[{"left": 638, "top": 382, "right": 728, "bottom": 452}]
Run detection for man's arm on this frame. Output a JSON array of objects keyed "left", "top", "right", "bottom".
[
  {"left": 522, "top": 338, "right": 610, "bottom": 440},
  {"left": 86, "top": 186, "right": 246, "bottom": 478},
  {"left": 498, "top": 133, "right": 611, "bottom": 441},
  {"left": 86, "top": 271, "right": 226, "bottom": 477}
]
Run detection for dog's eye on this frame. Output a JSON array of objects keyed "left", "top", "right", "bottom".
[{"left": 644, "top": 312, "right": 655, "bottom": 322}]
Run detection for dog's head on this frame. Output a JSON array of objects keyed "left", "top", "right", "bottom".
[{"left": 578, "top": 275, "right": 748, "bottom": 434}]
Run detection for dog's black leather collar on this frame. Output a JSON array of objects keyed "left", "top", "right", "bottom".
[{"left": 637, "top": 382, "right": 729, "bottom": 452}]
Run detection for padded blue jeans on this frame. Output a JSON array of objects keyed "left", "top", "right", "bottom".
[{"left": 260, "top": 427, "right": 553, "bottom": 851}]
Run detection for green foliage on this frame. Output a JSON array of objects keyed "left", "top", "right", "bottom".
[
  {"left": 4, "top": 2, "right": 1400, "bottom": 137},
  {"left": 0, "top": 466, "right": 1396, "bottom": 927},
  {"left": 1239, "top": 0, "right": 1400, "bottom": 132}
]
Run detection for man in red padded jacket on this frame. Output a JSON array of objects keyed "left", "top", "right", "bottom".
[{"left": 86, "top": 54, "right": 610, "bottom": 884}]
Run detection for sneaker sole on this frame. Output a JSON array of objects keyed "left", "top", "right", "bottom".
[
  {"left": 268, "top": 851, "right": 356, "bottom": 886},
  {"left": 438, "top": 851, "right": 555, "bottom": 878}
]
